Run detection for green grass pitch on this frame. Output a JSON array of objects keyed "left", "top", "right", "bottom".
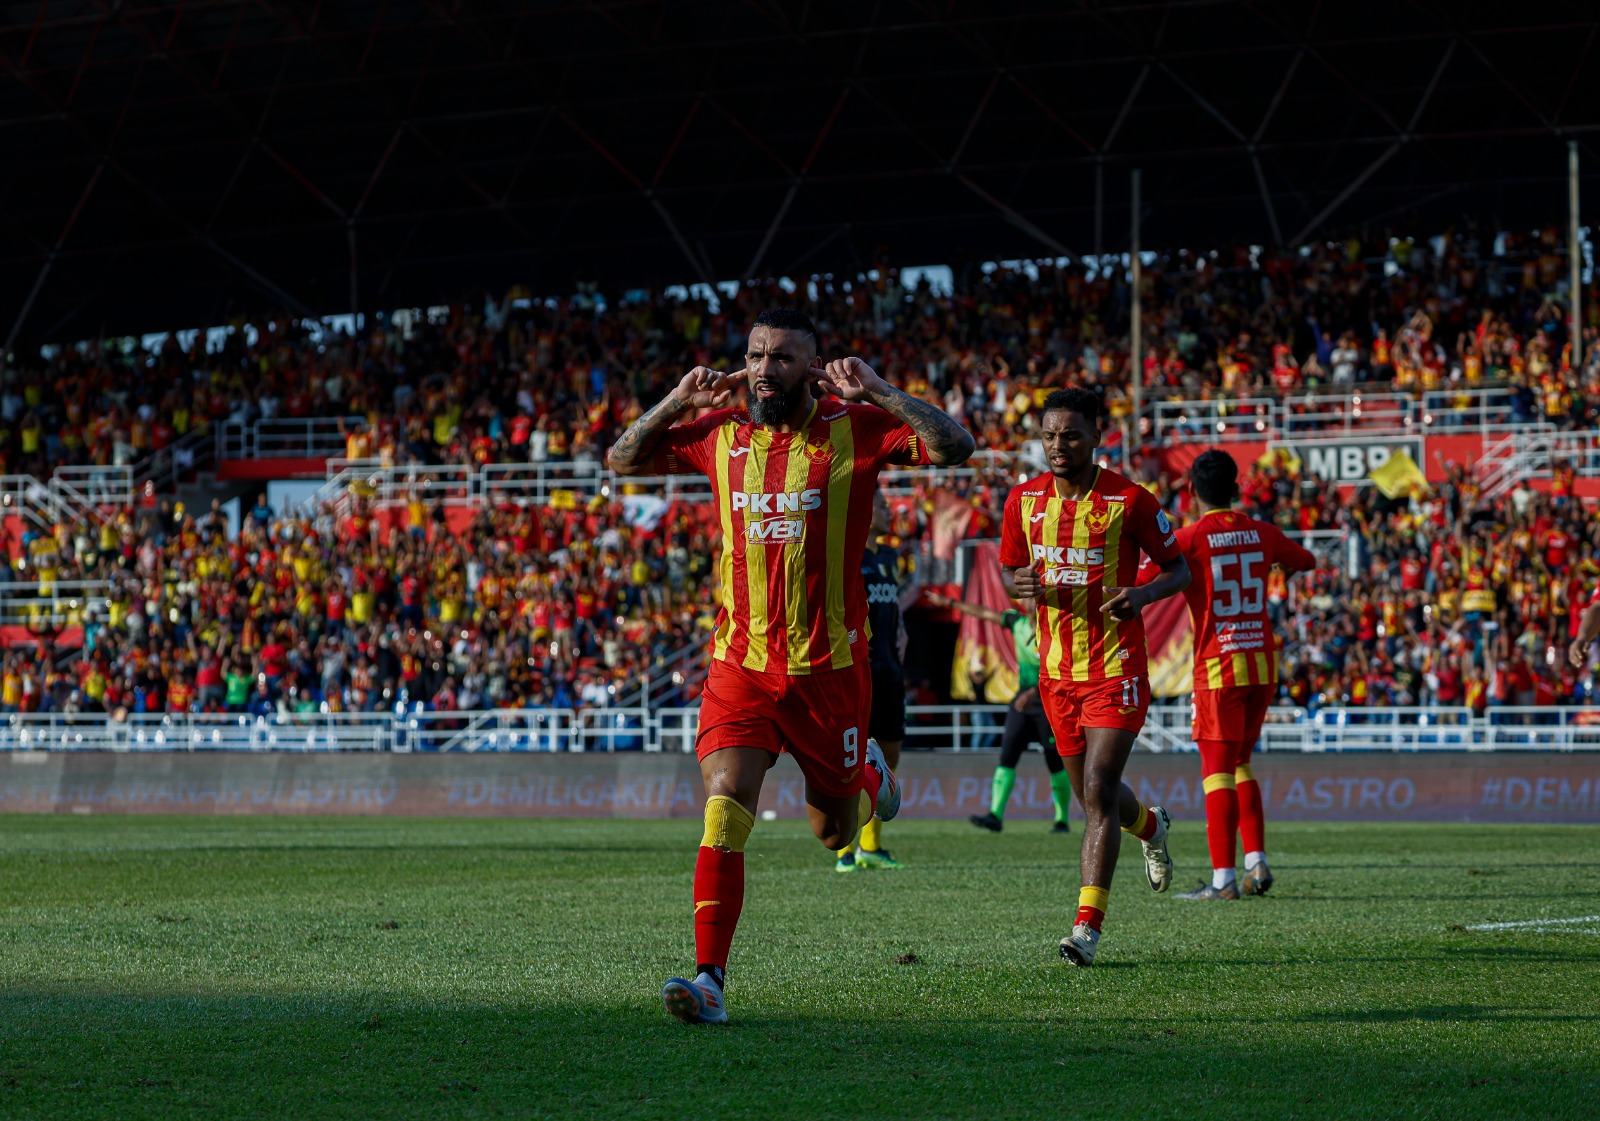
[{"left": 1, "top": 814, "right": 1597, "bottom": 1119}]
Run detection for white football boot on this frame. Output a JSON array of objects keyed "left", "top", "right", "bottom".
[
  {"left": 864, "top": 738, "right": 901, "bottom": 822},
  {"left": 1059, "top": 922, "right": 1101, "bottom": 967},
  {"left": 661, "top": 971, "right": 729, "bottom": 1025},
  {"left": 1141, "top": 805, "right": 1174, "bottom": 893}
]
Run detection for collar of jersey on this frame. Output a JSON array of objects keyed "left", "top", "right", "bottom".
[{"left": 1199, "top": 507, "right": 1232, "bottom": 521}]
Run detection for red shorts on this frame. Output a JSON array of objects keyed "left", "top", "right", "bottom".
[
  {"left": 1192, "top": 683, "right": 1275, "bottom": 748},
  {"left": 1038, "top": 674, "right": 1151, "bottom": 758},
  {"left": 695, "top": 658, "right": 871, "bottom": 799}
]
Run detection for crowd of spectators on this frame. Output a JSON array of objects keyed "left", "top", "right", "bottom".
[
  {"left": 0, "top": 492, "right": 725, "bottom": 720},
  {"left": 3, "top": 220, "right": 1597, "bottom": 482},
  {"left": 0, "top": 218, "right": 1597, "bottom": 723}
]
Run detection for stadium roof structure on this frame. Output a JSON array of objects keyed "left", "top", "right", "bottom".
[{"left": 3, "top": 1, "right": 1599, "bottom": 344}]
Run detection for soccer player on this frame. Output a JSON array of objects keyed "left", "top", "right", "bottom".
[
  {"left": 1158, "top": 450, "right": 1315, "bottom": 900},
  {"left": 836, "top": 489, "right": 909, "bottom": 872},
  {"left": 997, "top": 387, "right": 1190, "bottom": 967},
  {"left": 924, "top": 591, "right": 1074, "bottom": 834},
  {"left": 608, "top": 309, "right": 974, "bottom": 1023}
]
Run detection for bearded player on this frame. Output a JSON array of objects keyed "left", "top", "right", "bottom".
[
  {"left": 608, "top": 309, "right": 974, "bottom": 1023},
  {"left": 1159, "top": 450, "right": 1315, "bottom": 900},
  {"left": 998, "top": 388, "right": 1190, "bottom": 967}
]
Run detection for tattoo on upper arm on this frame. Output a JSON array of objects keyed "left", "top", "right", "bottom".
[
  {"left": 867, "top": 384, "right": 975, "bottom": 464},
  {"left": 609, "top": 396, "right": 686, "bottom": 469}
]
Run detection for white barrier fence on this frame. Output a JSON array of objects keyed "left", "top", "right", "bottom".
[{"left": 0, "top": 704, "right": 1596, "bottom": 754}]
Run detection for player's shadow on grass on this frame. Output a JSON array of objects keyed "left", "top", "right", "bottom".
[
  {"left": 4, "top": 988, "right": 1595, "bottom": 1119},
  {"left": 1295, "top": 1005, "right": 1600, "bottom": 1024}
]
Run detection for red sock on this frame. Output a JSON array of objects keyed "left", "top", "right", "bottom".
[
  {"left": 1198, "top": 741, "right": 1240, "bottom": 871},
  {"left": 1075, "top": 886, "right": 1109, "bottom": 931},
  {"left": 693, "top": 846, "right": 745, "bottom": 974},
  {"left": 1237, "top": 771, "right": 1266, "bottom": 856},
  {"left": 863, "top": 752, "right": 883, "bottom": 807}
]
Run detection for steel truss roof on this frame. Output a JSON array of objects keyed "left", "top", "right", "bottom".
[{"left": 3, "top": 1, "right": 1598, "bottom": 343}]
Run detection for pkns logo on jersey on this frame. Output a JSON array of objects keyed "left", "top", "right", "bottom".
[
  {"left": 1031, "top": 544, "right": 1104, "bottom": 586},
  {"left": 735, "top": 488, "right": 823, "bottom": 543}
]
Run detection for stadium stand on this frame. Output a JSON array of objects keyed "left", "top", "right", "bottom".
[{"left": 0, "top": 223, "right": 1596, "bottom": 727}]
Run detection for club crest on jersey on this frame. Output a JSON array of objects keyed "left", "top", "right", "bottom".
[
  {"left": 1086, "top": 507, "right": 1112, "bottom": 534},
  {"left": 801, "top": 437, "right": 833, "bottom": 462}
]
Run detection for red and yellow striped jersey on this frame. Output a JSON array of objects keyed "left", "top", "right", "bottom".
[
  {"left": 998, "top": 469, "right": 1181, "bottom": 683},
  {"left": 1167, "top": 509, "right": 1316, "bottom": 691},
  {"left": 654, "top": 400, "right": 929, "bottom": 675}
]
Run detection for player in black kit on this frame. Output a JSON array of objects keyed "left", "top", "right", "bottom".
[{"left": 836, "top": 490, "right": 908, "bottom": 872}]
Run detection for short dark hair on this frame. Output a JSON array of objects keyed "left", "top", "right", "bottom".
[
  {"left": 751, "top": 308, "right": 818, "bottom": 342},
  {"left": 1041, "top": 387, "right": 1104, "bottom": 424},
  {"left": 1189, "top": 449, "right": 1240, "bottom": 507}
]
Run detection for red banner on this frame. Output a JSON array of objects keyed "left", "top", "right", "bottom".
[{"left": 948, "top": 541, "right": 1018, "bottom": 703}]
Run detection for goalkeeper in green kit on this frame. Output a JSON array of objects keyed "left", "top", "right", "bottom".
[{"left": 927, "top": 592, "right": 1074, "bottom": 833}]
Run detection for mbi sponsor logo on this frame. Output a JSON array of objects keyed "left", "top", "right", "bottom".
[
  {"left": 731, "top": 489, "right": 823, "bottom": 514},
  {"left": 746, "top": 518, "right": 805, "bottom": 543}
]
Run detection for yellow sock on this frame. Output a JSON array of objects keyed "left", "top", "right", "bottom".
[
  {"left": 1124, "top": 802, "right": 1151, "bottom": 838},
  {"left": 836, "top": 840, "right": 856, "bottom": 857},
  {"left": 860, "top": 815, "right": 882, "bottom": 852}
]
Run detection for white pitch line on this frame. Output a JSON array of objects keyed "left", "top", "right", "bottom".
[{"left": 1465, "top": 915, "right": 1600, "bottom": 932}]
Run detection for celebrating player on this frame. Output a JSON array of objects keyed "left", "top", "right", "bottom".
[
  {"left": 835, "top": 490, "right": 911, "bottom": 872},
  {"left": 1158, "top": 450, "right": 1315, "bottom": 900},
  {"left": 998, "top": 388, "right": 1191, "bottom": 967},
  {"left": 608, "top": 308, "right": 974, "bottom": 1023},
  {"left": 924, "top": 591, "right": 1074, "bottom": 834}
]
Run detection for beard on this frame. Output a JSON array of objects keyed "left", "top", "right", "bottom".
[{"left": 747, "top": 378, "right": 806, "bottom": 426}]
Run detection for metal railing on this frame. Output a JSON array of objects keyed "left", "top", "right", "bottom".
[
  {"left": 50, "top": 466, "right": 132, "bottom": 520},
  {"left": 1478, "top": 429, "right": 1600, "bottom": 501},
  {"left": 5, "top": 703, "right": 1596, "bottom": 753},
  {"left": 132, "top": 427, "right": 214, "bottom": 495},
  {"left": 217, "top": 416, "right": 366, "bottom": 460},
  {"left": 1146, "top": 389, "right": 1561, "bottom": 447},
  {"left": 0, "top": 578, "right": 108, "bottom": 627}
]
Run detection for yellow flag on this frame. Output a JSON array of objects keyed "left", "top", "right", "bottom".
[
  {"left": 1255, "top": 447, "right": 1302, "bottom": 476},
  {"left": 1369, "top": 449, "right": 1430, "bottom": 499}
]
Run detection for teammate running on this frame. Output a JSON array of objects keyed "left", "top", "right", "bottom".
[
  {"left": 924, "top": 591, "right": 1074, "bottom": 834},
  {"left": 998, "top": 388, "right": 1190, "bottom": 967},
  {"left": 836, "top": 490, "right": 910, "bottom": 872},
  {"left": 608, "top": 308, "right": 974, "bottom": 1023},
  {"left": 1156, "top": 450, "right": 1315, "bottom": 900}
]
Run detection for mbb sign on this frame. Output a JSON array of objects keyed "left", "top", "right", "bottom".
[{"left": 1282, "top": 437, "right": 1425, "bottom": 485}]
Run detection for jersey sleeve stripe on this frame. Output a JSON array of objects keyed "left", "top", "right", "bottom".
[
  {"left": 712, "top": 423, "right": 738, "bottom": 664},
  {"left": 780, "top": 440, "right": 813, "bottom": 673},
  {"left": 823, "top": 417, "right": 856, "bottom": 669},
  {"left": 740, "top": 431, "right": 772, "bottom": 672},
  {"left": 1100, "top": 503, "right": 1124, "bottom": 680}
]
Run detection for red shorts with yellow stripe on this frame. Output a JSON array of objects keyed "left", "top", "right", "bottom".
[
  {"left": 1038, "top": 674, "right": 1151, "bottom": 758},
  {"left": 1191, "top": 683, "right": 1275, "bottom": 747},
  {"left": 695, "top": 657, "right": 871, "bottom": 799}
]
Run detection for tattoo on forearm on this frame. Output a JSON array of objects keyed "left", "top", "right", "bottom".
[
  {"left": 609, "top": 395, "right": 688, "bottom": 470},
  {"left": 867, "top": 384, "right": 975, "bottom": 464}
]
